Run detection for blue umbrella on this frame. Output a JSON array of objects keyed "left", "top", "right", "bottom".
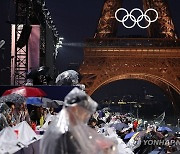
[
  {"left": 157, "top": 126, "right": 172, "bottom": 132},
  {"left": 26, "top": 97, "right": 43, "bottom": 106},
  {"left": 26, "top": 97, "right": 63, "bottom": 108},
  {"left": 124, "top": 132, "right": 136, "bottom": 139}
]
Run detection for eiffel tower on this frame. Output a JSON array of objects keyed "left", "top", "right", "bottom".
[{"left": 79, "top": 0, "right": 180, "bottom": 112}]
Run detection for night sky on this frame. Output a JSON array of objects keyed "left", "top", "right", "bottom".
[
  {"left": 46, "top": 0, "right": 180, "bottom": 72},
  {"left": 0, "top": 0, "right": 180, "bottom": 119}
]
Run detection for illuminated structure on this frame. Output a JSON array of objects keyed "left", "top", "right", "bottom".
[
  {"left": 79, "top": 0, "right": 180, "bottom": 111},
  {"left": 12, "top": 0, "right": 61, "bottom": 85}
]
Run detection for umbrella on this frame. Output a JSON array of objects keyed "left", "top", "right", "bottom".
[
  {"left": 42, "top": 98, "right": 62, "bottom": 108},
  {"left": 157, "top": 126, "right": 172, "bottom": 132},
  {"left": 53, "top": 100, "right": 64, "bottom": 106},
  {"left": 0, "top": 93, "right": 26, "bottom": 104},
  {"left": 110, "top": 123, "right": 128, "bottom": 131},
  {"left": 124, "top": 132, "right": 136, "bottom": 140},
  {"left": 2, "top": 86, "right": 47, "bottom": 97},
  {"left": 26, "top": 97, "right": 63, "bottom": 108},
  {"left": 26, "top": 97, "right": 43, "bottom": 106},
  {"left": 55, "top": 70, "right": 79, "bottom": 85}
]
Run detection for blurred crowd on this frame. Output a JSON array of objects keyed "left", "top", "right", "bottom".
[
  {"left": 0, "top": 87, "right": 180, "bottom": 154},
  {"left": 0, "top": 102, "right": 57, "bottom": 131},
  {"left": 88, "top": 109, "right": 180, "bottom": 153},
  {"left": 0, "top": 70, "right": 180, "bottom": 153}
]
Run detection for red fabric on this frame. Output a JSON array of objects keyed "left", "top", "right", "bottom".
[
  {"left": 133, "top": 121, "right": 138, "bottom": 129},
  {"left": 31, "top": 122, "right": 36, "bottom": 131},
  {"left": 2, "top": 86, "right": 47, "bottom": 97}
]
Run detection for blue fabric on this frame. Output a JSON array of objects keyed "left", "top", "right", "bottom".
[
  {"left": 26, "top": 97, "right": 43, "bottom": 105},
  {"left": 157, "top": 126, "right": 172, "bottom": 132},
  {"left": 98, "top": 110, "right": 105, "bottom": 118},
  {"left": 124, "top": 132, "right": 136, "bottom": 139}
]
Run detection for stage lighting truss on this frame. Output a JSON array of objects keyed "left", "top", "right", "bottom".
[
  {"left": 30, "top": 0, "right": 63, "bottom": 54},
  {"left": 54, "top": 37, "right": 64, "bottom": 59},
  {"left": 41, "top": 3, "right": 62, "bottom": 49}
]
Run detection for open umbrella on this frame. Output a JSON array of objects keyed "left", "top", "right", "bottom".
[
  {"left": 42, "top": 98, "right": 62, "bottom": 108},
  {"left": 26, "top": 97, "right": 43, "bottom": 106},
  {"left": 110, "top": 123, "right": 128, "bottom": 131},
  {"left": 0, "top": 94, "right": 26, "bottom": 104},
  {"left": 157, "top": 126, "right": 172, "bottom": 132},
  {"left": 124, "top": 132, "right": 136, "bottom": 140},
  {"left": 26, "top": 97, "right": 63, "bottom": 108},
  {"left": 2, "top": 86, "right": 47, "bottom": 97}
]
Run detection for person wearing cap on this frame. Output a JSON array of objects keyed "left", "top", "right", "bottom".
[{"left": 40, "top": 88, "right": 117, "bottom": 154}]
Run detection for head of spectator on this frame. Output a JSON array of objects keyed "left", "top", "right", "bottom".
[{"left": 64, "top": 87, "right": 98, "bottom": 125}]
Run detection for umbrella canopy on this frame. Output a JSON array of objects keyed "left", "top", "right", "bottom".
[
  {"left": 42, "top": 98, "right": 62, "bottom": 108},
  {"left": 124, "top": 132, "right": 136, "bottom": 140},
  {"left": 55, "top": 70, "right": 79, "bottom": 86},
  {"left": 26, "top": 97, "right": 63, "bottom": 108},
  {"left": 110, "top": 123, "right": 128, "bottom": 131},
  {"left": 157, "top": 126, "right": 172, "bottom": 132},
  {"left": 0, "top": 94, "right": 26, "bottom": 104},
  {"left": 53, "top": 100, "right": 64, "bottom": 106},
  {"left": 26, "top": 97, "right": 43, "bottom": 106},
  {"left": 2, "top": 86, "right": 47, "bottom": 97}
]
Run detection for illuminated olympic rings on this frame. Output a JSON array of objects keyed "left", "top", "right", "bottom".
[{"left": 115, "top": 8, "right": 158, "bottom": 29}]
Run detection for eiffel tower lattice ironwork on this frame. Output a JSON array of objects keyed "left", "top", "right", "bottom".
[{"left": 79, "top": 0, "right": 180, "bottom": 111}]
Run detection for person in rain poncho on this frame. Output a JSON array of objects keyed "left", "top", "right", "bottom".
[
  {"left": 40, "top": 87, "right": 118, "bottom": 154},
  {"left": 0, "top": 103, "right": 9, "bottom": 131},
  {"left": 55, "top": 70, "right": 85, "bottom": 90},
  {"left": 0, "top": 113, "right": 8, "bottom": 131}
]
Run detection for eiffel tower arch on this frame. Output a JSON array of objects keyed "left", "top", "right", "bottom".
[{"left": 79, "top": 0, "right": 180, "bottom": 111}]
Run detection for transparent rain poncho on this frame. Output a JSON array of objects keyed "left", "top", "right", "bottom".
[
  {"left": 40, "top": 88, "right": 118, "bottom": 154},
  {"left": 0, "top": 114, "right": 9, "bottom": 131},
  {"left": 0, "top": 103, "right": 10, "bottom": 114},
  {"left": 55, "top": 70, "right": 79, "bottom": 86},
  {"left": 0, "top": 103, "right": 10, "bottom": 130},
  {"left": 0, "top": 93, "right": 26, "bottom": 104}
]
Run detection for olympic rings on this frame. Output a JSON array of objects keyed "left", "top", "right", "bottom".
[{"left": 115, "top": 8, "right": 158, "bottom": 29}]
